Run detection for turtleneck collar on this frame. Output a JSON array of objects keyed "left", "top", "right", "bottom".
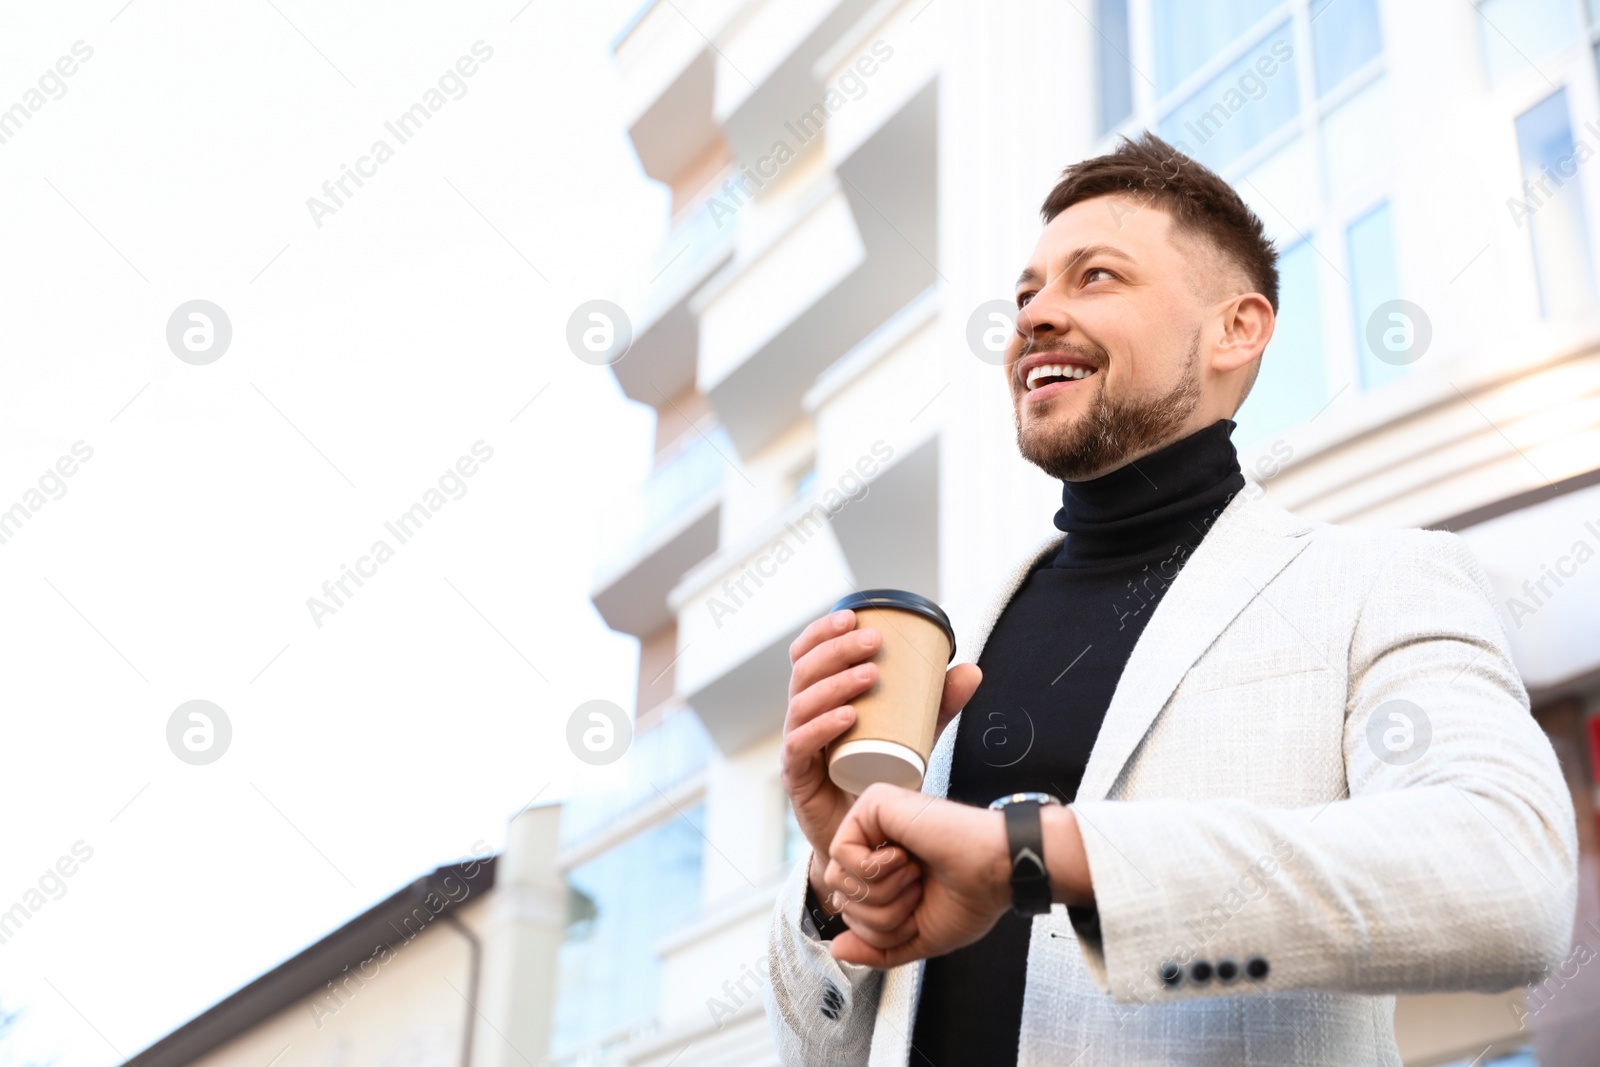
[{"left": 1051, "top": 418, "right": 1245, "bottom": 568}]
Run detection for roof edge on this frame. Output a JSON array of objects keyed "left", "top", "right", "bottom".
[{"left": 124, "top": 856, "right": 498, "bottom": 1067}]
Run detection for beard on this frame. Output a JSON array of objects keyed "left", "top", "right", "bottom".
[{"left": 1013, "top": 329, "right": 1202, "bottom": 482}]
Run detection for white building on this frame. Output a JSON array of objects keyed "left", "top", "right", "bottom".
[{"left": 132, "top": 2, "right": 1600, "bottom": 1065}]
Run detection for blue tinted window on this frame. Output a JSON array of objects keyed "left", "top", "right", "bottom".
[
  {"left": 552, "top": 806, "right": 705, "bottom": 1051},
  {"left": 1514, "top": 88, "right": 1597, "bottom": 318},
  {"left": 1346, "top": 201, "right": 1409, "bottom": 390},
  {"left": 1097, "top": 0, "right": 1134, "bottom": 133},
  {"left": 1151, "top": 0, "right": 1282, "bottom": 95},
  {"left": 793, "top": 463, "right": 818, "bottom": 500},
  {"left": 1234, "top": 239, "right": 1328, "bottom": 450},
  {"left": 1157, "top": 22, "right": 1299, "bottom": 171},
  {"left": 1310, "top": 0, "right": 1382, "bottom": 96},
  {"left": 1478, "top": 0, "right": 1578, "bottom": 86}
]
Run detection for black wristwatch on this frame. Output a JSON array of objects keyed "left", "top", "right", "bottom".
[{"left": 989, "top": 792, "right": 1062, "bottom": 916}]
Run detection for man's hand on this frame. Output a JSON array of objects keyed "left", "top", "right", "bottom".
[
  {"left": 823, "top": 785, "right": 1012, "bottom": 968},
  {"left": 781, "top": 609, "right": 981, "bottom": 899},
  {"left": 823, "top": 785, "right": 1095, "bottom": 969}
]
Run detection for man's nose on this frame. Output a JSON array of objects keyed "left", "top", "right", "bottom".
[{"left": 1018, "top": 293, "right": 1068, "bottom": 349}]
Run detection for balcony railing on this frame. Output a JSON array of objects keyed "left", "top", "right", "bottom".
[
  {"left": 594, "top": 424, "right": 731, "bottom": 580},
  {"left": 609, "top": 0, "right": 663, "bottom": 54},
  {"left": 559, "top": 702, "right": 715, "bottom": 847},
  {"left": 545, "top": 1017, "right": 660, "bottom": 1067},
  {"left": 631, "top": 179, "right": 740, "bottom": 331}
]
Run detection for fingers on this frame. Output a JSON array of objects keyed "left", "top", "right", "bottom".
[
  {"left": 839, "top": 881, "right": 922, "bottom": 950},
  {"left": 788, "top": 614, "right": 881, "bottom": 700},
  {"left": 783, "top": 659, "right": 877, "bottom": 754},
  {"left": 823, "top": 845, "right": 915, "bottom": 909},
  {"left": 940, "top": 662, "right": 982, "bottom": 715},
  {"left": 844, "top": 902, "right": 921, "bottom": 953},
  {"left": 781, "top": 614, "right": 883, "bottom": 783},
  {"left": 782, "top": 705, "right": 857, "bottom": 777},
  {"left": 822, "top": 790, "right": 934, "bottom": 968},
  {"left": 830, "top": 928, "right": 925, "bottom": 970},
  {"left": 789, "top": 609, "right": 853, "bottom": 672},
  {"left": 934, "top": 662, "right": 982, "bottom": 741},
  {"left": 830, "top": 784, "right": 939, "bottom": 861}
]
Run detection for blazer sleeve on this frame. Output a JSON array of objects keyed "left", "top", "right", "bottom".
[
  {"left": 1066, "top": 529, "right": 1579, "bottom": 1004},
  {"left": 762, "top": 849, "right": 885, "bottom": 1065}
]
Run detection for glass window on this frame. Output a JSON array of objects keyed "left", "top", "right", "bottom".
[
  {"left": 551, "top": 806, "right": 706, "bottom": 1052},
  {"left": 557, "top": 708, "right": 714, "bottom": 845},
  {"left": 1478, "top": 0, "right": 1579, "bottom": 86},
  {"left": 1151, "top": 0, "right": 1283, "bottom": 96},
  {"left": 1157, "top": 21, "right": 1299, "bottom": 171},
  {"left": 1097, "top": 0, "right": 1134, "bottom": 133},
  {"left": 1321, "top": 74, "right": 1394, "bottom": 204},
  {"left": 1310, "top": 0, "right": 1382, "bottom": 96},
  {"left": 791, "top": 461, "right": 818, "bottom": 501},
  {"left": 1345, "top": 201, "right": 1409, "bottom": 390},
  {"left": 1514, "top": 88, "right": 1597, "bottom": 317},
  {"left": 1234, "top": 239, "right": 1328, "bottom": 450}
]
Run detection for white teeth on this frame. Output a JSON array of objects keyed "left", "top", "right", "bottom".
[{"left": 1025, "top": 363, "right": 1096, "bottom": 389}]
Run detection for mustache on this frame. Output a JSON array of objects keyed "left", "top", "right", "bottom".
[{"left": 1011, "top": 339, "right": 1106, "bottom": 390}]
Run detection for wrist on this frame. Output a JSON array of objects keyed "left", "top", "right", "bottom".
[
  {"left": 982, "top": 809, "right": 1015, "bottom": 918},
  {"left": 807, "top": 849, "right": 838, "bottom": 911},
  {"left": 1041, "top": 805, "right": 1094, "bottom": 907}
]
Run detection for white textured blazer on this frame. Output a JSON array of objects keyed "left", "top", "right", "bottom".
[{"left": 762, "top": 476, "right": 1578, "bottom": 1066}]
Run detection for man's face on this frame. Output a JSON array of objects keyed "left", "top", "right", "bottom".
[{"left": 1007, "top": 195, "right": 1250, "bottom": 481}]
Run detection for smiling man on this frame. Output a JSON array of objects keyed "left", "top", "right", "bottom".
[{"left": 762, "top": 132, "right": 1578, "bottom": 1066}]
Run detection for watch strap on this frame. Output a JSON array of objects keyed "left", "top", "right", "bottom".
[{"left": 1004, "top": 800, "right": 1052, "bottom": 916}]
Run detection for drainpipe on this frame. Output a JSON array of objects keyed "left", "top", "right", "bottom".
[
  {"left": 475, "top": 803, "right": 566, "bottom": 1067},
  {"left": 441, "top": 911, "right": 482, "bottom": 1067}
]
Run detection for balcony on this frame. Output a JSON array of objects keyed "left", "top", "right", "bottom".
[
  {"left": 805, "top": 287, "right": 946, "bottom": 599},
  {"left": 712, "top": 0, "right": 878, "bottom": 167},
  {"left": 611, "top": 187, "right": 739, "bottom": 408},
  {"left": 692, "top": 79, "right": 938, "bottom": 455},
  {"left": 591, "top": 425, "right": 732, "bottom": 637},
  {"left": 814, "top": 0, "right": 944, "bottom": 169},
  {"left": 611, "top": 0, "right": 746, "bottom": 185}
]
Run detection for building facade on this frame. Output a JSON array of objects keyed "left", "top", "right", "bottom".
[{"left": 577, "top": 1, "right": 1600, "bottom": 1065}]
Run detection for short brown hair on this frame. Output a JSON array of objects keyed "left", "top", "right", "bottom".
[{"left": 1040, "top": 131, "right": 1280, "bottom": 314}]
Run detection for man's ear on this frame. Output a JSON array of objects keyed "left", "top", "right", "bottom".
[{"left": 1213, "top": 292, "right": 1274, "bottom": 375}]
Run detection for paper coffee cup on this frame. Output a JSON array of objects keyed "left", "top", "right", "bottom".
[{"left": 825, "top": 589, "right": 956, "bottom": 795}]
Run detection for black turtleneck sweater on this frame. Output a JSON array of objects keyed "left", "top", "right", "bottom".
[{"left": 906, "top": 418, "right": 1246, "bottom": 1066}]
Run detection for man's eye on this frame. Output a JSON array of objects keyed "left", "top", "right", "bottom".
[
  {"left": 1084, "top": 267, "right": 1115, "bottom": 284},
  {"left": 1017, "top": 292, "right": 1035, "bottom": 308}
]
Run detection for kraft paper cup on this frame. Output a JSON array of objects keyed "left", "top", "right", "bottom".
[{"left": 825, "top": 589, "right": 956, "bottom": 795}]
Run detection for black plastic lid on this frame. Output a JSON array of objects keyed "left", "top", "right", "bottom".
[{"left": 831, "top": 588, "right": 956, "bottom": 661}]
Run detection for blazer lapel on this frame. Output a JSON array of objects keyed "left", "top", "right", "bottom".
[
  {"left": 1075, "top": 479, "right": 1314, "bottom": 801},
  {"left": 923, "top": 480, "right": 1314, "bottom": 804}
]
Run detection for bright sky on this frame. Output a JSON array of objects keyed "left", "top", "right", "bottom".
[{"left": 0, "top": 1, "right": 662, "bottom": 1060}]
